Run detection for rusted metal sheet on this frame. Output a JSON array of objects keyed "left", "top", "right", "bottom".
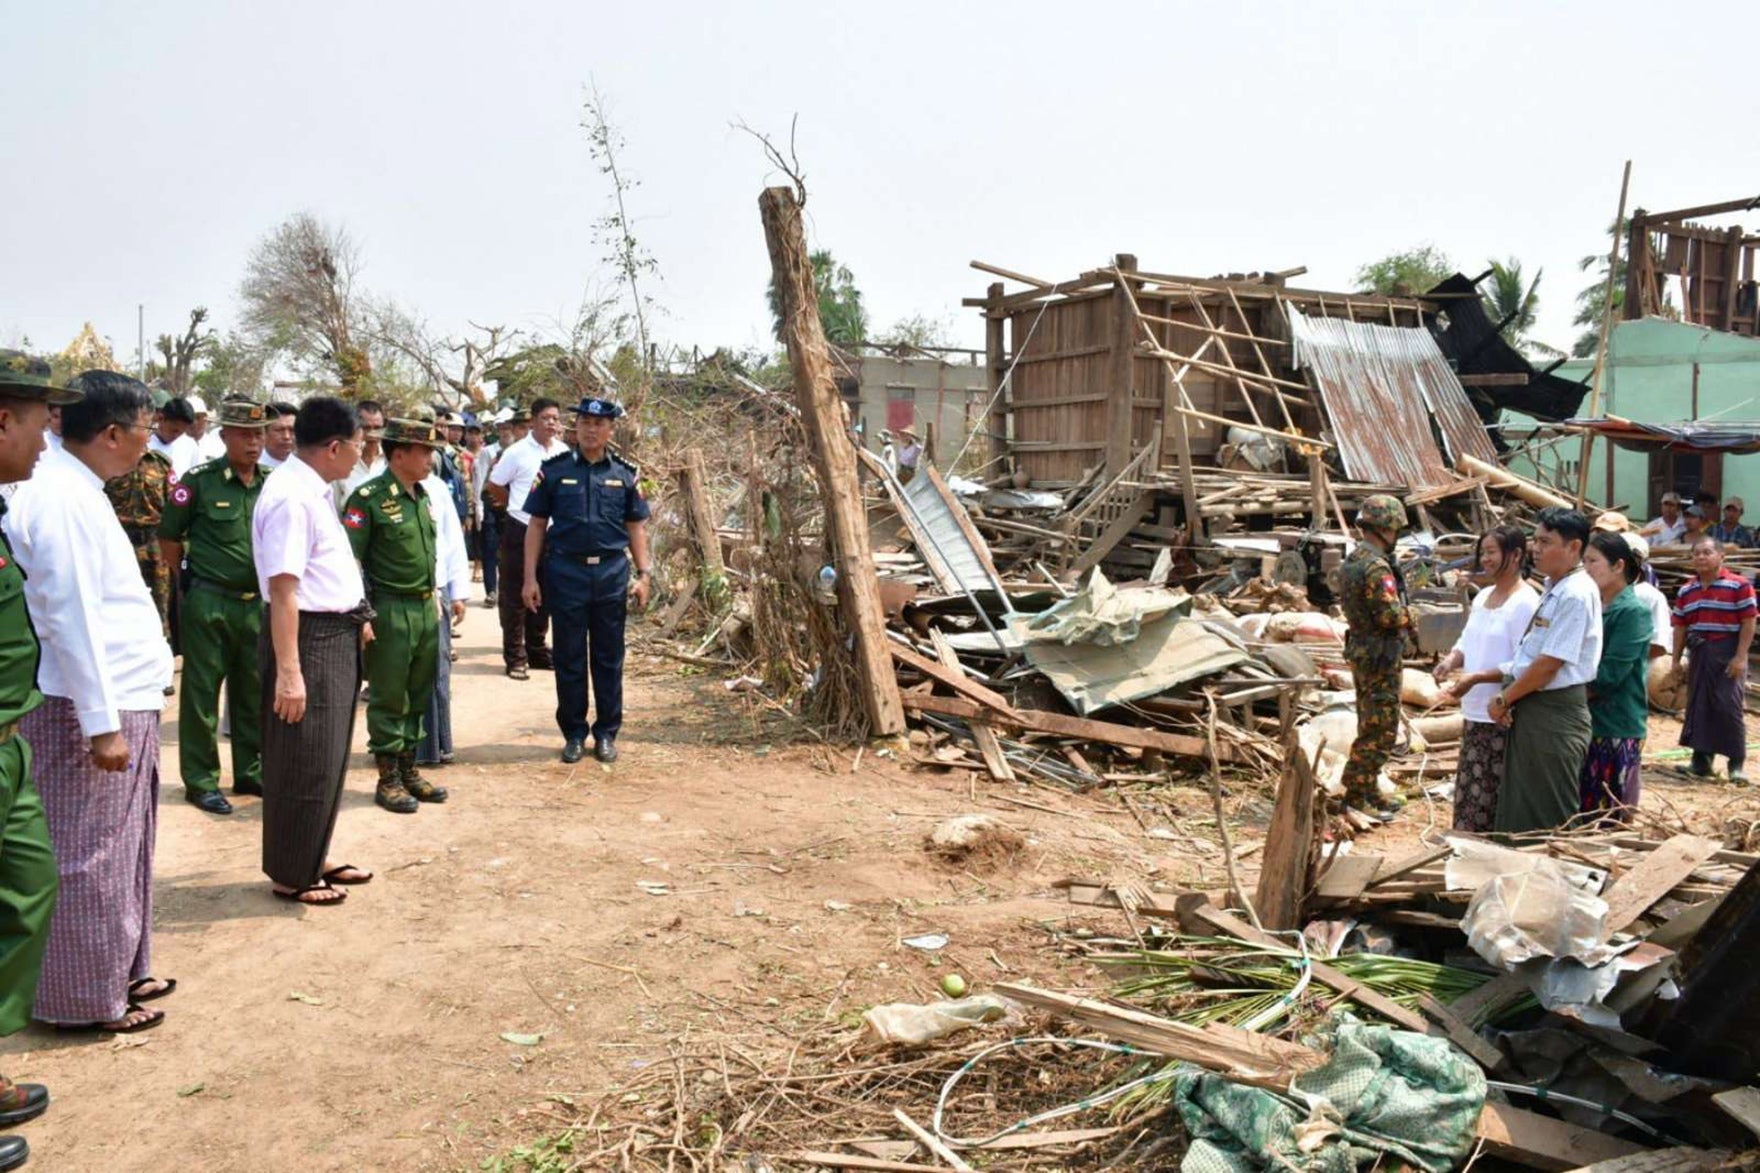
[{"left": 1287, "top": 308, "right": 1498, "bottom": 488}]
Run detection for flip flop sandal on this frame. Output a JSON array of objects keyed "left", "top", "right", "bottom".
[
  {"left": 56, "top": 1003, "right": 165, "bottom": 1035},
  {"left": 321, "top": 864, "right": 374, "bottom": 886},
  {"left": 273, "top": 880, "right": 348, "bottom": 906},
  {"left": 128, "top": 977, "right": 177, "bottom": 1003},
  {"left": 507, "top": 667, "right": 530, "bottom": 681}
]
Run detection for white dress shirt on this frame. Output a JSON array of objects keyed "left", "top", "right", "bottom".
[
  {"left": 1647, "top": 515, "right": 1688, "bottom": 545},
  {"left": 488, "top": 434, "right": 567, "bottom": 525},
  {"left": 1451, "top": 582, "right": 1539, "bottom": 722},
  {"left": 3, "top": 448, "right": 174, "bottom": 735},
  {"left": 194, "top": 429, "right": 225, "bottom": 462},
  {"left": 259, "top": 451, "right": 285, "bottom": 470},
  {"left": 149, "top": 432, "right": 200, "bottom": 479},
  {"left": 332, "top": 452, "right": 386, "bottom": 509},
  {"left": 1504, "top": 566, "right": 1603, "bottom": 689},
  {"left": 252, "top": 453, "right": 367, "bottom": 612},
  {"left": 422, "top": 472, "right": 473, "bottom": 602},
  {"left": 1633, "top": 580, "right": 1675, "bottom": 656}
]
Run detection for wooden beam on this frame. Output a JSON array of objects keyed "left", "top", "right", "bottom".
[
  {"left": 1638, "top": 195, "right": 1760, "bottom": 225},
  {"left": 1105, "top": 256, "right": 1141, "bottom": 477},
  {"left": 1254, "top": 744, "right": 1318, "bottom": 930},
  {"left": 678, "top": 447, "right": 726, "bottom": 584},
  {"left": 1599, "top": 834, "right": 1721, "bottom": 936},
  {"left": 1475, "top": 1103, "right": 1643, "bottom": 1170},
  {"left": 759, "top": 187, "right": 904, "bottom": 735},
  {"left": 1458, "top": 372, "right": 1531, "bottom": 387},
  {"left": 930, "top": 631, "right": 1014, "bottom": 783},
  {"left": 969, "top": 259, "right": 1053, "bottom": 288},
  {"left": 889, "top": 642, "right": 1019, "bottom": 720},
  {"left": 901, "top": 693, "right": 1234, "bottom": 762},
  {"left": 984, "top": 282, "right": 1007, "bottom": 466}
]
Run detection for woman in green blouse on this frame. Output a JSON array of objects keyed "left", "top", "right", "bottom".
[{"left": 1579, "top": 531, "right": 1653, "bottom": 820}]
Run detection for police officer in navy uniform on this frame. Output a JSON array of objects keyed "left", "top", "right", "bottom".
[{"left": 521, "top": 397, "right": 652, "bottom": 763}]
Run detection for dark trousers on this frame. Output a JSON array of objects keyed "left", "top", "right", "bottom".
[
  {"left": 545, "top": 553, "right": 629, "bottom": 743},
  {"left": 0, "top": 736, "right": 56, "bottom": 1035},
  {"left": 497, "top": 518, "right": 550, "bottom": 670},
  {"left": 480, "top": 511, "right": 500, "bottom": 597}
]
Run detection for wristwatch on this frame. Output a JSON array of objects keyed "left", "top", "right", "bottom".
[{"left": 635, "top": 569, "right": 651, "bottom": 579}]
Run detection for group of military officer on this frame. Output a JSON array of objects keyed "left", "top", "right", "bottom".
[{"left": 124, "top": 393, "right": 649, "bottom": 815}]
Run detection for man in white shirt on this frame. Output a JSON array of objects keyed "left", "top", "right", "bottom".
[
  {"left": 252, "top": 397, "right": 374, "bottom": 906},
  {"left": 1640, "top": 491, "right": 1687, "bottom": 546},
  {"left": 187, "top": 396, "right": 224, "bottom": 463},
  {"left": 416, "top": 457, "right": 473, "bottom": 768},
  {"left": 5, "top": 371, "right": 174, "bottom": 1034},
  {"left": 147, "top": 396, "right": 199, "bottom": 478},
  {"left": 259, "top": 401, "right": 297, "bottom": 470},
  {"left": 486, "top": 399, "right": 567, "bottom": 678},
  {"left": 333, "top": 399, "right": 386, "bottom": 506},
  {"left": 1488, "top": 507, "right": 1602, "bottom": 834}
]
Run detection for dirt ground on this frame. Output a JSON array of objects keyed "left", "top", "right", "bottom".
[{"left": 4, "top": 602, "right": 1759, "bottom": 1172}]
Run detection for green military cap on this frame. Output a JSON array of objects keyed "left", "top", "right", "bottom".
[
  {"left": 0, "top": 351, "right": 83, "bottom": 405},
  {"left": 217, "top": 397, "right": 269, "bottom": 429},
  {"left": 149, "top": 386, "right": 172, "bottom": 410},
  {"left": 381, "top": 417, "right": 443, "bottom": 448},
  {"left": 1356, "top": 494, "right": 1409, "bottom": 533}
]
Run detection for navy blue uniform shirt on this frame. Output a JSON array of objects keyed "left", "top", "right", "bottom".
[{"left": 522, "top": 448, "right": 650, "bottom": 555}]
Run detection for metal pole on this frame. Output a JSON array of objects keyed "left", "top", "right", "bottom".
[{"left": 1575, "top": 160, "right": 1632, "bottom": 509}]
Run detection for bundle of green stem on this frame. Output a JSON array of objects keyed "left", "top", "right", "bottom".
[{"left": 1101, "top": 935, "right": 1493, "bottom": 1033}]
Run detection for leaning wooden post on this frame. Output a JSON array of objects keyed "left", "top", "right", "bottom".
[
  {"left": 758, "top": 187, "right": 906, "bottom": 736},
  {"left": 679, "top": 447, "right": 726, "bottom": 590},
  {"left": 1575, "top": 159, "right": 1632, "bottom": 509}
]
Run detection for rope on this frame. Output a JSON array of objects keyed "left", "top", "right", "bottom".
[
  {"left": 949, "top": 293, "right": 1055, "bottom": 471},
  {"left": 931, "top": 1037, "right": 1175, "bottom": 1148}
]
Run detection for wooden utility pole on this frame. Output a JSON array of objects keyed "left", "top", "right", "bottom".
[
  {"left": 758, "top": 187, "right": 905, "bottom": 735},
  {"left": 1576, "top": 160, "right": 1633, "bottom": 509}
]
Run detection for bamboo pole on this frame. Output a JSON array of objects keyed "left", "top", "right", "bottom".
[
  {"left": 758, "top": 187, "right": 905, "bottom": 736},
  {"left": 1576, "top": 160, "right": 1633, "bottom": 509}
]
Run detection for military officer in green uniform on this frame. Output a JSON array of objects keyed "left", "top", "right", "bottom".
[
  {"left": 105, "top": 389, "right": 174, "bottom": 637},
  {"left": 1337, "top": 494, "right": 1414, "bottom": 822},
  {"left": 342, "top": 417, "right": 448, "bottom": 814},
  {"left": 0, "top": 352, "right": 81, "bottom": 1170},
  {"left": 158, "top": 398, "right": 271, "bottom": 817}
]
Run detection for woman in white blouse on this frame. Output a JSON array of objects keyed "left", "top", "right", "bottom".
[{"left": 1433, "top": 526, "right": 1539, "bottom": 832}]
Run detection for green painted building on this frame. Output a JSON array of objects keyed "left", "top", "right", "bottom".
[{"left": 1508, "top": 318, "right": 1760, "bottom": 517}]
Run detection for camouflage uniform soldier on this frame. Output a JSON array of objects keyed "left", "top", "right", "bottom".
[
  {"left": 1337, "top": 494, "right": 1414, "bottom": 819},
  {"left": 105, "top": 442, "right": 174, "bottom": 637}
]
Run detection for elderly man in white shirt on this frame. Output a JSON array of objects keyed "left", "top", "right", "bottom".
[
  {"left": 332, "top": 399, "right": 386, "bottom": 507},
  {"left": 1488, "top": 507, "right": 1603, "bottom": 834},
  {"left": 187, "top": 395, "right": 225, "bottom": 463},
  {"left": 486, "top": 399, "right": 568, "bottom": 678},
  {"left": 252, "top": 397, "right": 375, "bottom": 906},
  {"left": 4, "top": 372, "right": 174, "bottom": 1033}
]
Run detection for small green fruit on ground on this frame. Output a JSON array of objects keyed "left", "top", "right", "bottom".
[{"left": 940, "top": 974, "right": 968, "bottom": 998}]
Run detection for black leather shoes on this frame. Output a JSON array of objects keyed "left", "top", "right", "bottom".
[
  {"left": 185, "top": 790, "right": 234, "bottom": 816},
  {"left": 560, "top": 739, "right": 586, "bottom": 764},
  {"left": 0, "top": 1135, "right": 27, "bottom": 1171},
  {"left": 0, "top": 1080, "right": 48, "bottom": 1126},
  {"left": 232, "top": 780, "right": 263, "bottom": 797},
  {"left": 594, "top": 740, "right": 618, "bottom": 764}
]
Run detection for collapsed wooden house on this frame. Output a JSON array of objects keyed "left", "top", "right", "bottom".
[{"left": 964, "top": 255, "right": 1556, "bottom": 573}]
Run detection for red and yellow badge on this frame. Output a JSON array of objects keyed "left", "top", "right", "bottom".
[
  {"left": 531, "top": 470, "right": 544, "bottom": 488},
  {"left": 1378, "top": 574, "right": 1399, "bottom": 599},
  {"left": 342, "top": 507, "right": 367, "bottom": 529},
  {"left": 170, "top": 483, "right": 193, "bottom": 506}
]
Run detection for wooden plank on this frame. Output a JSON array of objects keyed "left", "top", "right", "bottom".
[
  {"left": 994, "top": 981, "right": 1325, "bottom": 1091},
  {"left": 760, "top": 187, "right": 904, "bottom": 734},
  {"left": 1476, "top": 1104, "right": 1644, "bottom": 1170},
  {"left": 930, "top": 631, "right": 1014, "bottom": 783},
  {"left": 893, "top": 1108, "right": 975, "bottom": 1172},
  {"left": 902, "top": 693, "right": 1233, "bottom": 762},
  {"left": 1254, "top": 747, "right": 1317, "bottom": 930},
  {"left": 1314, "top": 852, "right": 1383, "bottom": 900},
  {"left": 1369, "top": 844, "right": 1454, "bottom": 887},
  {"left": 1600, "top": 835, "right": 1722, "bottom": 936},
  {"left": 1458, "top": 372, "right": 1531, "bottom": 386},
  {"left": 1562, "top": 1146, "right": 1735, "bottom": 1172},
  {"left": 889, "top": 643, "right": 1020, "bottom": 720},
  {"left": 1711, "top": 1085, "right": 1760, "bottom": 1140},
  {"left": 1416, "top": 992, "right": 1505, "bottom": 1071},
  {"left": 984, "top": 282, "right": 1007, "bottom": 466},
  {"left": 795, "top": 1153, "right": 938, "bottom": 1172}
]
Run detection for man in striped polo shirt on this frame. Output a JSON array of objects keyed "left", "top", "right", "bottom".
[{"left": 1671, "top": 535, "right": 1756, "bottom": 782}]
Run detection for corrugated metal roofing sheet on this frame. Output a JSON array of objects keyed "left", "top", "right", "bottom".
[{"left": 1287, "top": 307, "right": 1500, "bottom": 488}]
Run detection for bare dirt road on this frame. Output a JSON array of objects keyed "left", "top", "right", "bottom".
[{"left": 0, "top": 603, "right": 1172, "bottom": 1172}]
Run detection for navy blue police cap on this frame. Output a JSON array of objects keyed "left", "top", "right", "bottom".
[{"left": 574, "top": 396, "right": 625, "bottom": 419}]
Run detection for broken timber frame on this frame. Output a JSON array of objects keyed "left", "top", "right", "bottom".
[{"left": 759, "top": 187, "right": 904, "bottom": 735}]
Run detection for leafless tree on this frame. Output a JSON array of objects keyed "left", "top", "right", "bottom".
[
  {"left": 582, "top": 81, "right": 658, "bottom": 368},
  {"left": 154, "top": 307, "right": 215, "bottom": 395},
  {"left": 367, "top": 301, "right": 519, "bottom": 406},
  {"left": 239, "top": 213, "right": 371, "bottom": 390}
]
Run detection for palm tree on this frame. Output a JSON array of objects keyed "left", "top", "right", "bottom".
[
  {"left": 1481, "top": 258, "right": 1561, "bottom": 358},
  {"left": 766, "top": 250, "right": 868, "bottom": 346}
]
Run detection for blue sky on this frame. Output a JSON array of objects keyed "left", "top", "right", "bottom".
[{"left": 4, "top": 0, "right": 1753, "bottom": 369}]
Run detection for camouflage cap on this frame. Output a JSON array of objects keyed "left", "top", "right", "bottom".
[
  {"left": 217, "top": 397, "right": 269, "bottom": 429},
  {"left": 0, "top": 351, "right": 83, "bottom": 406},
  {"left": 381, "top": 417, "right": 443, "bottom": 448},
  {"left": 1356, "top": 493, "right": 1409, "bottom": 533}
]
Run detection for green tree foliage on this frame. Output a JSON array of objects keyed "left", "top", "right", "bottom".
[
  {"left": 1353, "top": 245, "right": 1454, "bottom": 297},
  {"left": 189, "top": 331, "right": 270, "bottom": 400},
  {"left": 768, "top": 250, "right": 868, "bottom": 346},
  {"left": 1572, "top": 218, "right": 1638, "bottom": 358},
  {"left": 1480, "top": 259, "right": 1561, "bottom": 358}
]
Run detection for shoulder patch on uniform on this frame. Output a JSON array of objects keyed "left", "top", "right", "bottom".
[
  {"left": 170, "top": 483, "right": 193, "bottom": 506},
  {"left": 342, "top": 507, "right": 367, "bottom": 529},
  {"left": 531, "top": 470, "right": 545, "bottom": 488}
]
